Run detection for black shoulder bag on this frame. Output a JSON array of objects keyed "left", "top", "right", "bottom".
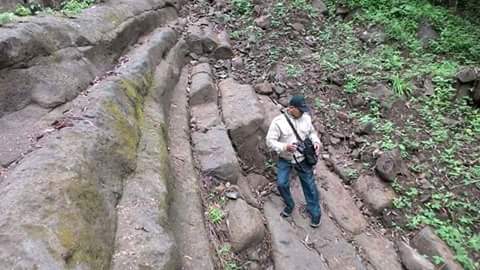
[{"left": 282, "top": 112, "right": 318, "bottom": 166}]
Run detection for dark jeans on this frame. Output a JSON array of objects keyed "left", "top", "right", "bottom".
[{"left": 277, "top": 158, "right": 321, "bottom": 220}]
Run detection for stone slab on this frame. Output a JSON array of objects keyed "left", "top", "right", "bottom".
[
  {"left": 168, "top": 67, "right": 214, "bottom": 270},
  {"left": 412, "top": 227, "right": 463, "bottom": 270},
  {"left": 112, "top": 97, "right": 177, "bottom": 270},
  {"left": 316, "top": 161, "right": 367, "bottom": 234},
  {"left": 219, "top": 78, "right": 266, "bottom": 168},
  {"left": 289, "top": 180, "right": 367, "bottom": 270},
  {"left": 354, "top": 233, "right": 403, "bottom": 270},
  {"left": 191, "top": 126, "right": 241, "bottom": 183},
  {"left": 264, "top": 196, "right": 329, "bottom": 270},
  {"left": 189, "top": 72, "right": 216, "bottom": 106},
  {"left": 397, "top": 240, "right": 435, "bottom": 270},
  {"left": 190, "top": 102, "right": 221, "bottom": 130}
]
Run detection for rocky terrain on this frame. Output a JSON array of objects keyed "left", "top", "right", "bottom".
[{"left": 0, "top": 0, "right": 478, "bottom": 269}]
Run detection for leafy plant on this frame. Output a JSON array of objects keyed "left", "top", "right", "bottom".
[
  {"left": 344, "top": 75, "right": 362, "bottom": 94},
  {"left": 390, "top": 74, "right": 412, "bottom": 96},
  {"left": 14, "top": 4, "right": 32, "bottom": 16},
  {"left": 0, "top": 12, "right": 15, "bottom": 25},
  {"left": 208, "top": 206, "right": 224, "bottom": 224},
  {"left": 286, "top": 64, "right": 304, "bottom": 78},
  {"left": 61, "top": 0, "right": 95, "bottom": 15},
  {"left": 231, "top": 0, "right": 252, "bottom": 15}
]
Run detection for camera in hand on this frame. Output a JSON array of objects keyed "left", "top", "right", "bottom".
[{"left": 293, "top": 142, "right": 306, "bottom": 154}]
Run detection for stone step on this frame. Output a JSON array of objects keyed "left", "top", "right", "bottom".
[
  {"left": 0, "top": 25, "right": 180, "bottom": 168},
  {"left": 190, "top": 64, "right": 241, "bottom": 183},
  {"left": 264, "top": 196, "right": 329, "bottom": 270},
  {"left": 167, "top": 66, "right": 214, "bottom": 270},
  {"left": 190, "top": 65, "right": 216, "bottom": 106},
  {"left": 111, "top": 38, "right": 188, "bottom": 269},
  {"left": 316, "top": 161, "right": 368, "bottom": 234},
  {"left": 289, "top": 178, "right": 367, "bottom": 270},
  {"left": 219, "top": 78, "right": 267, "bottom": 169}
]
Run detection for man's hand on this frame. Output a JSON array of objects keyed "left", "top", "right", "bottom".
[
  {"left": 286, "top": 144, "right": 297, "bottom": 153},
  {"left": 314, "top": 143, "right": 321, "bottom": 156}
]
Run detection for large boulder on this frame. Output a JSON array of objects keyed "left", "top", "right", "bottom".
[
  {"left": 412, "top": 227, "right": 463, "bottom": 270},
  {"left": 473, "top": 81, "right": 480, "bottom": 106},
  {"left": 226, "top": 199, "right": 265, "bottom": 252},
  {"left": 456, "top": 67, "right": 478, "bottom": 83},
  {"left": 191, "top": 126, "right": 241, "bottom": 183},
  {"left": 417, "top": 20, "right": 438, "bottom": 45},
  {"left": 375, "top": 149, "right": 406, "bottom": 182},
  {"left": 353, "top": 175, "right": 396, "bottom": 213},
  {"left": 397, "top": 241, "right": 435, "bottom": 270},
  {"left": 219, "top": 78, "right": 266, "bottom": 169},
  {"left": 0, "top": 27, "right": 179, "bottom": 168}
]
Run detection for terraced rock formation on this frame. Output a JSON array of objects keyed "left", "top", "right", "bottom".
[{"left": 0, "top": 0, "right": 467, "bottom": 269}]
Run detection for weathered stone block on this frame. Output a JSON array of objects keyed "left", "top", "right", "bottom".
[
  {"left": 191, "top": 102, "right": 221, "bottom": 130},
  {"left": 190, "top": 72, "right": 216, "bottom": 106},
  {"left": 397, "top": 241, "right": 435, "bottom": 270},
  {"left": 316, "top": 161, "right": 367, "bottom": 234},
  {"left": 226, "top": 199, "right": 265, "bottom": 252},
  {"left": 353, "top": 175, "right": 396, "bottom": 213},
  {"left": 412, "top": 227, "right": 463, "bottom": 270},
  {"left": 355, "top": 233, "right": 403, "bottom": 270},
  {"left": 192, "top": 126, "right": 241, "bottom": 183},
  {"left": 219, "top": 78, "right": 266, "bottom": 168}
]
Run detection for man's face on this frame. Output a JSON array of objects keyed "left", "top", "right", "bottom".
[{"left": 287, "top": 106, "right": 303, "bottom": 118}]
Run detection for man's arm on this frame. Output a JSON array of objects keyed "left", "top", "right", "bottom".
[
  {"left": 308, "top": 117, "right": 321, "bottom": 155},
  {"left": 266, "top": 120, "right": 287, "bottom": 154}
]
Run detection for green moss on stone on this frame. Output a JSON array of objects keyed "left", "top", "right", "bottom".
[
  {"left": 105, "top": 101, "right": 139, "bottom": 168},
  {"left": 55, "top": 180, "right": 111, "bottom": 269}
]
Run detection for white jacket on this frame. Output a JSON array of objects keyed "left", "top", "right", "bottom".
[{"left": 266, "top": 112, "right": 320, "bottom": 162}]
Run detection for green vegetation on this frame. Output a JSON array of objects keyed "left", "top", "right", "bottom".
[
  {"left": 0, "top": 12, "right": 15, "bottom": 25},
  {"left": 344, "top": 0, "right": 480, "bottom": 62},
  {"left": 61, "top": 0, "right": 95, "bottom": 15},
  {"left": 231, "top": 0, "right": 253, "bottom": 16},
  {"left": 217, "top": 244, "right": 241, "bottom": 270},
  {"left": 14, "top": 4, "right": 32, "bottom": 16},
  {"left": 208, "top": 205, "right": 224, "bottom": 224},
  {"left": 0, "top": 0, "right": 95, "bottom": 24}
]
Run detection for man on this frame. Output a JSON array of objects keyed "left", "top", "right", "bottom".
[{"left": 266, "top": 95, "right": 322, "bottom": 227}]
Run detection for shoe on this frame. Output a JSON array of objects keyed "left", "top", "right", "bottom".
[
  {"left": 280, "top": 207, "right": 293, "bottom": 218},
  {"left": 310, "top": 216, "right": 321, "bottom": 228}
]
